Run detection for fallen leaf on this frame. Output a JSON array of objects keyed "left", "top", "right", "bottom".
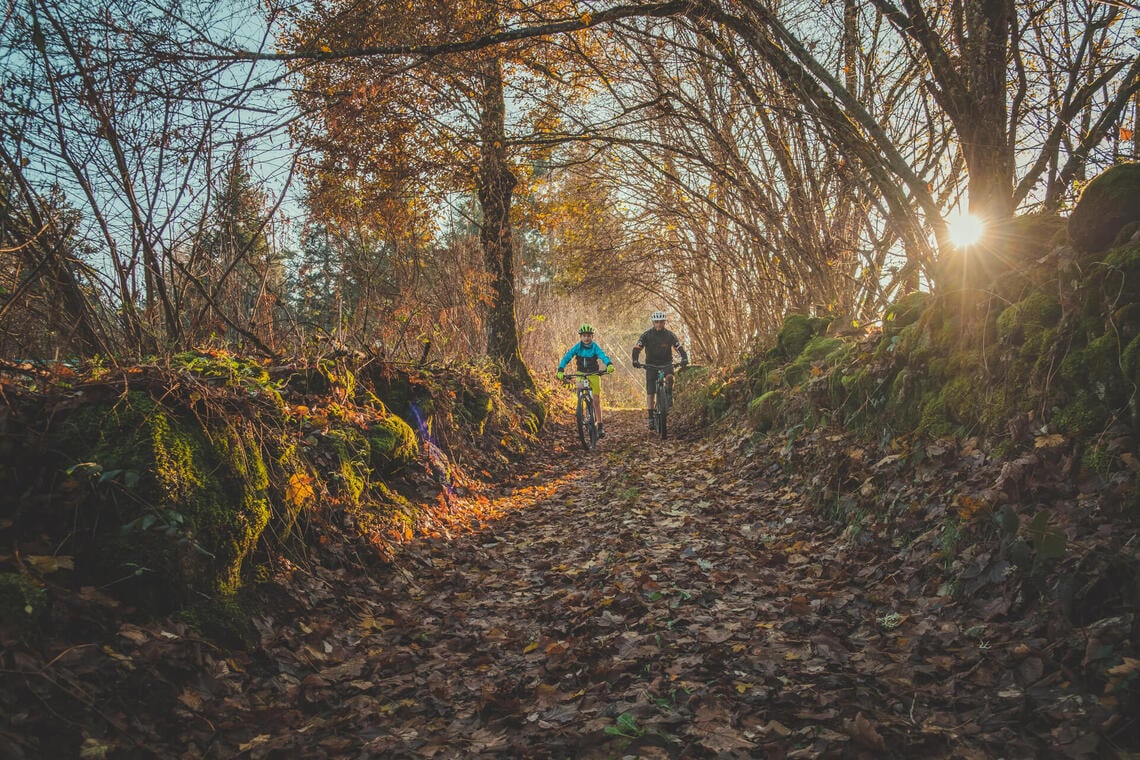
[
  {"left": 25, "top": 555, "right": 74, "bottom": 573},
  {"left": 842, "top": 711, "right": 886, "bottom": 751}
]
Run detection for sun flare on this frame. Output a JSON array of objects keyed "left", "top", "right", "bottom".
[{"left": 946, "top": 212, "right": 984, "bottom": 248}]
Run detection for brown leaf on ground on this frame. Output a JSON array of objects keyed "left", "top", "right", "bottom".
[{"left": 842, "top": 711, "right": 887, "bottom": 751}]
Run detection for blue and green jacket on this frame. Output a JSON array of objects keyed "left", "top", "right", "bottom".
[{"left": 558, "top": 341, "right": 613, "bottom": 373}]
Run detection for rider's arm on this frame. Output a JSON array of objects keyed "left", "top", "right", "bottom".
[
  {"left": 595, "top": 344, "right": 614, "bottom": 369},
  {"left": 557, "top": 344, "right": 579, "bottom": 371},
  {"left": 671, "top": 332, "right": 689, "bottom": 364},
  {"left": 631, "top": 339, "right": 643, "bottom": 365}
]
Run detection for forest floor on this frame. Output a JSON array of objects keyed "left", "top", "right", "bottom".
[{"left": 3, "top": 409, "right": 1129, "bottom": 759}]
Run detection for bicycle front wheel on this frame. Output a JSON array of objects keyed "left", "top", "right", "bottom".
[
  {"left": 656, "top": 390, "right": 669, "bottom": 440},
  {"left": 576, "top": 394, "right": 592, "bottom": 450}
]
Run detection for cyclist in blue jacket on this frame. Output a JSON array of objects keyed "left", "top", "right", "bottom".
[{"left": 557, "top": 324, "right": 615, "bottom": 438}]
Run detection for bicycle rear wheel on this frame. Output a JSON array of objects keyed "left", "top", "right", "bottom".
[{"left": 576, "top": 394, "right": 592, "bottom": 450}]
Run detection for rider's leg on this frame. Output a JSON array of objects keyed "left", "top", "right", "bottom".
[
  {"left": 588, "top": 375, "right": 604, "bottom": 435},
  {"left": 589, "top": 376, "right": 602, "bottom": 422}
]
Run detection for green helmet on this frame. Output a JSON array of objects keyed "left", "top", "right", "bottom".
[{"left": 578, "top": 324, "right": 594, "bottom": 335}]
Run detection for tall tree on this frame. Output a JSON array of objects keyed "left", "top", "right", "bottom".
[
  {"left": 475, "top": 52, "right": 528, "bottom": 380},
  {"left": 288, "top": 223, "right": 344, "bottom": 345},
  {"left": 284, "top": 0, "right": 606, "bottom": 384},
  {"left": 787, "top": 0, "right": 1139, "bottom": 224},
  {"left": 872, "top": 0, "right": 1017, "bottom": 222},
  {"left": 182, "top": 147, "right": 286, "bottom": 351}
]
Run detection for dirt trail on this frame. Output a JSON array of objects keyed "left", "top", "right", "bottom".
[
  {"left": 7, "top": 409, "right": 1095, "bottom": 758},
  {"left": 178, "top": 409, "right": 1050, "bottom": 759}
]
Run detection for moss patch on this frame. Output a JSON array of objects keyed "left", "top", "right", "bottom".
[
  {"left": 883, "top": 291, "right": 932, "bottom": 337},
  {"left": 748, "top": 390, "right": 783, "bottom": 432},
  {"left": 325, "top": 427, "right": 370, "bottom": 508},
  {"left": 776, "top": 315, "right": 815, "bottom": 359},
  {"left": 1068, "top": 162, "right": 1140, "bottom": 254},
  {"left": 0, "top": 573, "right": 47, "bottom": 637},
  {"left": 997, "top": 292, "right": 1061, "bottom": 344},
  {"left": 723, "top": 192, "right": 1140, "bottom": 449},
  {"left": 368, "top": 414, "right": 419, "bottom": 474},
  {"left": 784, "top": 337, "right": 845, "bottom": 387},
  {"left": 1, "top": 353, "right": 550, "bottom": 628}
]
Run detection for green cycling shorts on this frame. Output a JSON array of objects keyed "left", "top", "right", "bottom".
[{"left": 587, "top": 374, "right": 601, "bottom": 396}]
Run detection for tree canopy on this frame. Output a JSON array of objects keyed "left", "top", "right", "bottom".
[{"left": 0, "top": 0, "right": 1137, "bottom": 365}]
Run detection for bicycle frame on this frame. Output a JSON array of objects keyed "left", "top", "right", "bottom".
[
  {"left": 642, "top": 362, "right": 682, "bottom": 439},
  {"left": 564, "top": 371, "right": 605, "bottom": 450}
]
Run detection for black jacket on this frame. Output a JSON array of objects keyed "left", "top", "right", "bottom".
[{"left": 633, "top": 328, "right": 688, "bottom": 365}]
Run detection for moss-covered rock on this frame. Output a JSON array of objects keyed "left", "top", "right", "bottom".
[
  {"left": 368, "top": 413, "right": 419, "bottom": 474},
  {"left": 205, "top": 421, "right": 271, "bottom": 594},
  {"left": 1122, "top": 333, "right": 1140, "bottom": 385},
  {"left": 918, "top": 391, "right": 954, "bottom": 438},
  {"left": 776, "top": 315, "right": 815, "bottom": 359},
  {"left": 883, "top": 291, "right": 932, "bottom": 337},
  {"left": 748, "top": 390, "right": 783, "bottom": 432},
  {"left": 1098, "top": 243, "right": 1140, "bottom": 307},
  {"left": 52, "top": 393, "right": 278, "bottom": 605},
  {"left": 324, "top": 427, "right": 370, "bottom": 508},
  {"left": 1053, "top": 393, "right": 1109, "bottom": 435},
  {"left": 1069, "top": 162, "right": 1140, "bottom": 254},
  {"left": 784, "top": 337, "right": 846, "bottom": 387},
  {"left": 1114, "top": 220, "right": 1140, "bottom": 248},
  {"left": 997, "top": 292, "right": 1062, "bottom": 345},
  {"left": 461, "top": 391, "right": 495, "bottom": 433},
  {"left": 838, "top": 366, "right": 872, "bottom": 401},
  {"left": 1076, "top": 333, "right": 1125, "bottom": 406}
]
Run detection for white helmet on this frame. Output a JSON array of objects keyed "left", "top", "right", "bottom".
[{"left": 651, "top": 310, "right": 666, "bottom": 321}]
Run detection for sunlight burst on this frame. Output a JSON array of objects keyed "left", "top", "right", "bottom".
[{"left": 946, "top": 212, "right": 984, "bottom": 248}]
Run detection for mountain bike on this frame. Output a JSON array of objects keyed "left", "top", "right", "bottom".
[
  {"left": 564, "top": 371, "right": 605, "bottom": 451},
  {"left": 643, "top": 362, "right": 682, "bottom": 440}
]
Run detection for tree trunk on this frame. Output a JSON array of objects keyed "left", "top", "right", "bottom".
[
  {"left": 476, "top": 56, "right": 532, "bottom": 386},
  {"left": 842, "top": 0, "right": 858, "bottom": 94},
  {"left": 1133, "top": 77, "right": 1139, "bottom": 160},
  {"left": 958, "top": 0, "right": 1014, "bottom": 222},
  {"left": 865, "top": 0, "right": 1016, "bottom": 228}
]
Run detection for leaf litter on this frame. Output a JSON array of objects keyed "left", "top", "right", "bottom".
[{"left": 2, "top": 410, "right": 1137, "bottom": 758}]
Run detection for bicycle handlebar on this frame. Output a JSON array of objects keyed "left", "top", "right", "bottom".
[
  {"left": 640, "top": 362, "right": 684, "bottom": 370},
  {"left": 560, "top": 370, "right": 607, "bottom": 376}
]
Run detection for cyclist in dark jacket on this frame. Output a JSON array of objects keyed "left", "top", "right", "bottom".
[
  {"left": 557, "top": 324, "right": 615, "bottom": 438},
  {"left": 632, "top": 310, "right": 689, "bottom": 430}
]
